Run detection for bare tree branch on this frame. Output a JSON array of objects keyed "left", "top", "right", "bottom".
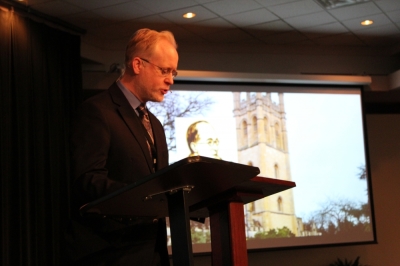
[
  {"left": 304, "top": 198, "right": 370, "bottom": 235},
  {"left": 358, "top": 165, "right": 367, "bottom": 180},
  {"left": 148, "top": 92, "right": 215, "bottom": 151}
]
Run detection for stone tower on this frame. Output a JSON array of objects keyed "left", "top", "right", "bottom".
[{"left": 233, "top": 92, "right": 299, "bottom": 237}]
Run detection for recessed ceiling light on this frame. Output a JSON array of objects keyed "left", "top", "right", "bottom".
[
  {"left": 183, "top": 12, "right": 196, "bottom": 19},
  {"left": 361, "top": 20, "right": 373, "bottom": 26}
]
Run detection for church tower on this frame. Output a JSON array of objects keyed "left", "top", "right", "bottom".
[{"left": 233, "top": 92, "right": 299, "bottom": 236}]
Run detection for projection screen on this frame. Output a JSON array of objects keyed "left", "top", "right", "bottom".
[{"left": 147, "top": 72, "right": 376, "bottom": 254}]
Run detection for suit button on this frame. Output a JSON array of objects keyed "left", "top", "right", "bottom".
[{"left": 153, "top": 218, "right": 158, "bottom": 223}]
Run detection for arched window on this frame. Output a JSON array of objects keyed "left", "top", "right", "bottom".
[
  {"left": 264, "top": 117, "right": 269, "bottom": 143},
  {"left": 275, "top": 123, "right": 282, "bottom": 149},
  {"left": 274, "top": 164, "right": 279, "bottom": 179},
  {"left": 252, "top": 116, "right": 257, "bottom": 144},
  {"left": 242, "top": 120, "right": 248, "bottom": 147},
  {"left": 277, "top": 197, "right": 283, "bottom": 212}
]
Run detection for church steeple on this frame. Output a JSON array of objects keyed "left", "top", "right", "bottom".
[
  {"left": 233, "top": 91, "right": 299, "bottom": 237},
  {"left": 233, "top": 92, "right": 288, "bottom": 153}
]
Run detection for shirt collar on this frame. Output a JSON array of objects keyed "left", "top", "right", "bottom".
[{"left": 116, "top": 80, "right": 142, "bottom": 113}]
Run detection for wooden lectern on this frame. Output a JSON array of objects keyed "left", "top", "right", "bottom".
[{"left": 80, "top": 156, "right": 296, "bottom": 266}]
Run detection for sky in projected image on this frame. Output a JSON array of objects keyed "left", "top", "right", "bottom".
[
  {"left": 163, "top": 90, "right": 368, "bottom": 218},
  {"left": 283, "top": 93, "right": 368, "bottom": 217}
]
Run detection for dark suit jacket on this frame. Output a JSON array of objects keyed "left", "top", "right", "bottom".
[{"left": 66, "top": 83, "right": 170, "bottom": 265}]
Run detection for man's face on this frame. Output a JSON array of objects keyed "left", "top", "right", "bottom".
[
  {"left": 136, "top": 39, "right": 179, "bottom": 103},
  {"left": 190, "top": 122, "right": 220, "bottom": 159}
]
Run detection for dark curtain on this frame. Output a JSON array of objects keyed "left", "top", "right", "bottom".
[{"left": 1, "top": 8, "right": 82, "bottom": 265}]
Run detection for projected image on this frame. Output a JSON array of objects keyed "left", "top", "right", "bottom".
[
  {"left": 181, "top": 120, "right": 222, "bottom": 159},
  {"left": 148, "top": 86, "right": 374, "bottom": 252},
  {"left": 175, "top": 118, "right": 237, "bottom": 162}
]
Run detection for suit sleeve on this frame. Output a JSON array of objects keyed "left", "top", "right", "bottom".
[{"left": 70, "top": 101, "right": 126, "bottom": 209}]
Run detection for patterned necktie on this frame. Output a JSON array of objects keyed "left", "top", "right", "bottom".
[
  {"left": 137, "top": 103, "right": 154, "bottom": 147},
  {"left": 137, "top": 104, "right": 157, "bottom": 171}
]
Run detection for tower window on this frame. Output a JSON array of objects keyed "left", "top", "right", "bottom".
[
  {"left": 252, "top": 116, "right": 257, "bottom": 143},
  {"left": 275, "top": 123, "right": 282, "bottom": 149},
  {"left": 242, "top": 120, "right": 248, "bottom": 147},
  {"left": 243, "top": 121, "right": 248, "bottom": 136},
  {"left": 264, "top": 117, "right": 269, "bottom": 143},
  {"left": 274, "top": 164, "right": 279, "bottom": 179},
  {"left": 277, "top": 197, "right": 283, "bottom": 212}
]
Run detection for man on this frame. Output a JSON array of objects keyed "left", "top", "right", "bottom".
[
  {"left": 66, "top": 28, "right": 178, "bottom": 266},
  {"left": 186, "top": 120, "right": 221, "bottom": 159}
]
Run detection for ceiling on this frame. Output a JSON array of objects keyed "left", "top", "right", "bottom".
[{"left": 6, "top": 0, "right": 400, "bottom": 56}]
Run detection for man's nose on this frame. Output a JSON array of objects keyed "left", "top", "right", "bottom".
[{"left": 165, "top": 74, "right": 174, "bottom": 85}]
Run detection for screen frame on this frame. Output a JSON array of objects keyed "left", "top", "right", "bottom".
[{"left": 167, "top": 71, "right": 377, "bottom": 254}]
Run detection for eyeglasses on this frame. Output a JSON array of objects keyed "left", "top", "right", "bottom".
[{"left": 139, "top": 57, "right": 178, "bottom": 78}]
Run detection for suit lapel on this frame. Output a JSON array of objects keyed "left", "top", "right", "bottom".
[{"left": 108, "top": 84, "right": 154, "bottom": 171}]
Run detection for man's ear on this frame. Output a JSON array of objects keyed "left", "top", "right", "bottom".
[{"left": 131, "top": 57, "right": 142, "bottom": 75}]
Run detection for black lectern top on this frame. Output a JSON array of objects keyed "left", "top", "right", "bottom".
[{"left": 80, "top": 156, "right": 260, "bottom": 217}]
